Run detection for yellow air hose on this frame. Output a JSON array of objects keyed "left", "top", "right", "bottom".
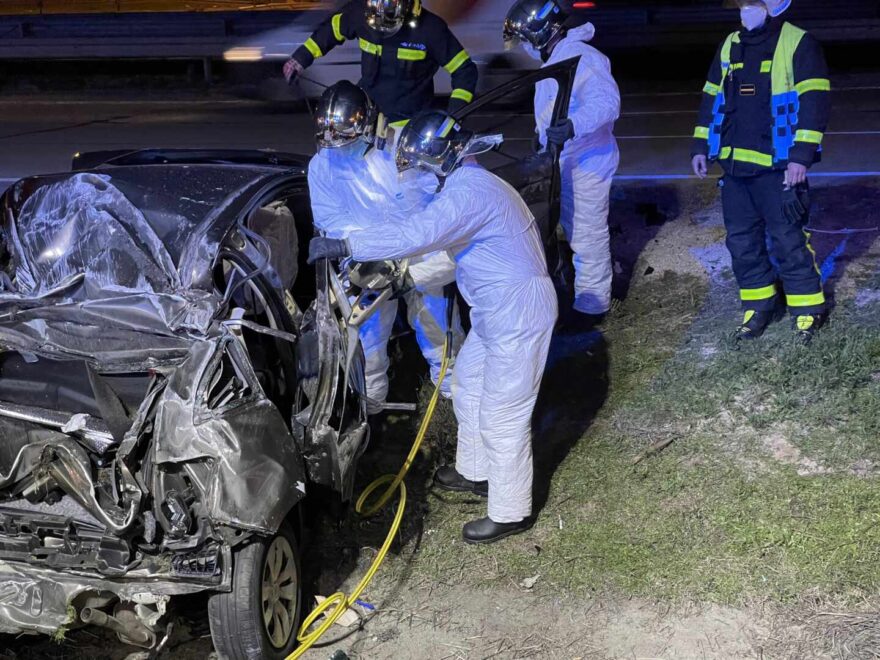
[{"left": 286, "top": 338, "right": 451, "bottom": 660}]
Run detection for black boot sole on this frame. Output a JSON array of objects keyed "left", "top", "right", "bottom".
[
  {"left": 434, "top": 481, "right": 488, "bottom": 497},
  {"left": 463, "top": 522, "right": 534, "bottom": 545}
]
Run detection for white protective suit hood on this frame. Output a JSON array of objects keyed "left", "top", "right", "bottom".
[{"left": 561, "top": 22, "right": 596, "bottom": 45}]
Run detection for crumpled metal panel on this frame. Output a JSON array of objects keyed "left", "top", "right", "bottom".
[
  {"left": 0, "top": 173, "right": 225, "bottom": 369},
  {"left": 0, "top": 559, "right": 229, "bottom": 636},
  {"left": 153, "top": 337, "right": 306, "bottom": 533},
  {"left": 12, "top": 173, "right": 180, "bottom": 297}
]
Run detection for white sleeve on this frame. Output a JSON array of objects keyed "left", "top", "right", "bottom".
[
  {"left": 408, "top": 251, "right": 457, "bottom": 288},
  {"left": 534, "top": 78, "right": 557, "bottom": 146},
  {"left": 307, "top": 155, "right": 350, "bottom": 238},
  {"left": 570, "top": 50, "right": 621, "bottom": 138},
  {"left": 347, "top": 185, "right": 485, "bottom": 262}
]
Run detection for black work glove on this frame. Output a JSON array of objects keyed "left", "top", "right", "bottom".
[
  {"left": 782, "top": 184, "right": 810, "bottom": 225},
  {"left": 545, "top": 118, "right": 575, "bottom": 147},
  {"left": 307, "top": 237, "right": 350, "bottom": 264},
  {"left": 531, "top": 132, "right": 543, "bottom": 154}
]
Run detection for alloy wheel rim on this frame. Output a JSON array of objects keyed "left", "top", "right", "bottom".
[{"left": 261, "top": 536, "right": 298, "bottom": 649}]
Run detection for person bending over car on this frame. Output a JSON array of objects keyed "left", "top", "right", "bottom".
[
  {"left": 284, "top": 0, "right": 478, "bottom": 128},
  {"left": 308, "top": 81, "right": 464, "bottom": 413},
  {"left": 309, "top": 111, "right": 558, "bottom": 545}
]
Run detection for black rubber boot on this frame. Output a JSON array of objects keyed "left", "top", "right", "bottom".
[
  {"left": 557, "top": 309, "right": 606, "bottom": 336},
  {"left": 433, "top": 466, "right": 488, "bottom": 498},
  {"left": 794, "top": 313, "right": 826, "bottom": 345},
  {"left": 733, "top": 309, "right": 775, "bottom": 342},
  {"left": 462, "top": 516, "right": 534, "bottom": 545}
]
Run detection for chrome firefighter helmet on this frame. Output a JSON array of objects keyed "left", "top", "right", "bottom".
[
  {"left": 365, "top": 0, "right": 422, "bottom": 36},
  {"left": 396, "top": 110, "right": 503, "bottom": 177},
  {"left": 314, "top": 81, "right": 378, "bottom": 151},
  {"left": 503, "top": 0, "right": 569, "bottom": 51}
]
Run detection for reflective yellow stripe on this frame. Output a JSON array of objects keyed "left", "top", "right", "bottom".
[
  {"left": 444, "top": 49, "right": 470, "bottom": 74},
  {"left": 795, "top": 78, "right": 831, "bottom": 95},
  {"left": 771, "top": 23, "right": 805, "bottom": 97},
  {"left": 804, "top": 229, "right": 820, "bottom": 275},
  {"left": 703, "top": 81, "right": 720, "bottom": 96},
  {"left": 693, "top": 126, "right": 709, "bottom": 140},
  {"left": 304, "top": 38, "right": 323, "bottom": 59},
  {"left": 723, "top": 148, "right": 773, "bottom": 167},
  {"left": 390, "top": 119, "right": 409, "bottom": 128},
  {"left": 450, "top": 88, "right": 474, "bottom": 103},
  {"left": 437, "top": 116, "right": 458, "bottom": 138},
  {"left": 741, "top": 285, "right": 777, "bottom": 302},
  {"left": 331, "top": 13, "right": 344, "bottom": 42},
  {"left": 730, "top": 62, "right": 743, "bottom": 71},
  {"left": 718, "top": 147, "right": 773, "bottom": 168},
  {"left": 397, "top": 47, "right": 427, "bottom": 61},
  {"left": 760, "top": 60, "right": 772, "bottom": 73},
  {"left": 359, "top": 38, "right": 382, "bottom": 56},
  {"left": 796, "top": 315, "right": 816, "bottom": 331},
  {"left": 787, "top": 292, "right": 825, "bottom": 307},
  {"left": 795, "top": 129, "right": 824, "bottom": 144}
]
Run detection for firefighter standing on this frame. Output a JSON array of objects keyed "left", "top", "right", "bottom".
[
  {"left": 283, "top": 0, "right": 478, "bottom": 127},
  {"left": 691, "top": 0, "right": 830, "bottom": 344}
]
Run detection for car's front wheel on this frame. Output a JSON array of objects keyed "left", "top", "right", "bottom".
[{"left": 209, "top": 522, "right": 302, "bottom": 659}]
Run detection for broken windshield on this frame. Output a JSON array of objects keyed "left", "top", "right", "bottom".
[{"left": 7, "top": 167, "right": 268, "bottom": 298}]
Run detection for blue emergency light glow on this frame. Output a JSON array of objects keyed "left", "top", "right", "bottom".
[{"left": 536, "top": 1, "right": 557, "bottom": 20}]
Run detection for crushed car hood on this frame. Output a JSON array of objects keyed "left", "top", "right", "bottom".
[{"left": 0, "top": 169, "right": 280, "bottom": 369}]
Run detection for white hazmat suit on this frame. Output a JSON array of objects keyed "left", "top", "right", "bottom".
[
  {"left": 308, "top": 145, "right": 463, "bottom": 412},
  {"left": 347, "top": 162, "right": 558, "bottom": 523},
  {"left": 534, "top": 22, "right": 620, "bottom": 315}
]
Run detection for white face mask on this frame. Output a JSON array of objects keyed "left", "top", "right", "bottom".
[
  {"left": 522, "top": 42, "right": 543, "bottom": 62},
  {"left": 740, "top": 4, "right": 768, "bottom": 31},
  {"left": 397, "top": 168, "right": 439, "bottom": 200}
]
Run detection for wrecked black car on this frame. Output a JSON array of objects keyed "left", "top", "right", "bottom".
[
  {"left": 0, "top": 60, "right": 576, "bottom": 659},
  {"left": 0, "top": 158, "right": 371, "bottom": 659}
]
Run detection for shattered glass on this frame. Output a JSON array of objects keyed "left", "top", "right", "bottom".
[{"left": 12, "top": 173, "right": 180, "bottom": 298}]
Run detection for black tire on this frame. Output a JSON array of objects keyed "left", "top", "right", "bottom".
[{"left": 209, "top": 522, "right": 302, "bottom": 660}]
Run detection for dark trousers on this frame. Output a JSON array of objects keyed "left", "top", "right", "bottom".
[{"left": 721, "top": 171, "right": 825, "bottom": 315}]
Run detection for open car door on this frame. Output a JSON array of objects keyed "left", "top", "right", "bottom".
[{"left": 454, "top": 57, "right": 579, "bottom": 242}]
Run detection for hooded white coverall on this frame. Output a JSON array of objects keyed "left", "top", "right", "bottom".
[
  {"left": 535, "top": 22, "right": 620, "bottom": 315},
  {"left": 347, "top": 162, "right": 558, "bottom": 523},
  {"left": 308, "top": 146, "right": 462, "bottom": 412}
]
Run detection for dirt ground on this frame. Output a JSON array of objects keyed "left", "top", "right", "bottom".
[{"left": 3, "top": 177, "right": 880, "bottom": 660}]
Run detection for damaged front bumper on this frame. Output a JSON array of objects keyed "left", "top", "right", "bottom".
[{"left": 0, "top": 548, "right": 231, "bottom": 637}]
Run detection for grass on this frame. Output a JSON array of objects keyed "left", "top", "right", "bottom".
[{"left": 383, "top": 189, "right": 880, "bottom": 609}]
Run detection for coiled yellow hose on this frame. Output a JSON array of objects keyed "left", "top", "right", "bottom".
[{"left": 286, "top": 342, "right": 450, "bottom": 660}]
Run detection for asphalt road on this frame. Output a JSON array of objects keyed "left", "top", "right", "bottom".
[{"left": 1, "top": 75, "right": 879, "bottom": 191}]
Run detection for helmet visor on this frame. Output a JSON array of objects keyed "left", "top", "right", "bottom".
[
  {"left": 366, "top": 0, "right": 406, "bottom": 34},
  {"left": 314, "top": 85, "right": 375, "bottom": 149},
  {"left": 395, "top": 116, "right": 461, "bottom": 176},
  {"left": 503, "top": 0, "right": 562, "bottom": 50}
]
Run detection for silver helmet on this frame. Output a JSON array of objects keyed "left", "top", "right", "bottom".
[
  {"left": 396, "top": 110, "right": 504, "bottom": 177},
  {"left": 365, "top": 0, "right": 420, "bottom": 36},
  {"left": 314, "top": 81, "right": 377, "bottom": 151},
  {"left": 503, "top": 0, "right": 569, "bottom": 51}
]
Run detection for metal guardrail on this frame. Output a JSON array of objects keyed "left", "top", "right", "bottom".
[
  {"left": 0, "top": 1, "right": 324, "bottom": 14},
  {"left": 0, "top": 3, "right": 876, "bottom": 63},
  {"left": 0, "top": 10, "right": 299, "bottom": 59}
]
